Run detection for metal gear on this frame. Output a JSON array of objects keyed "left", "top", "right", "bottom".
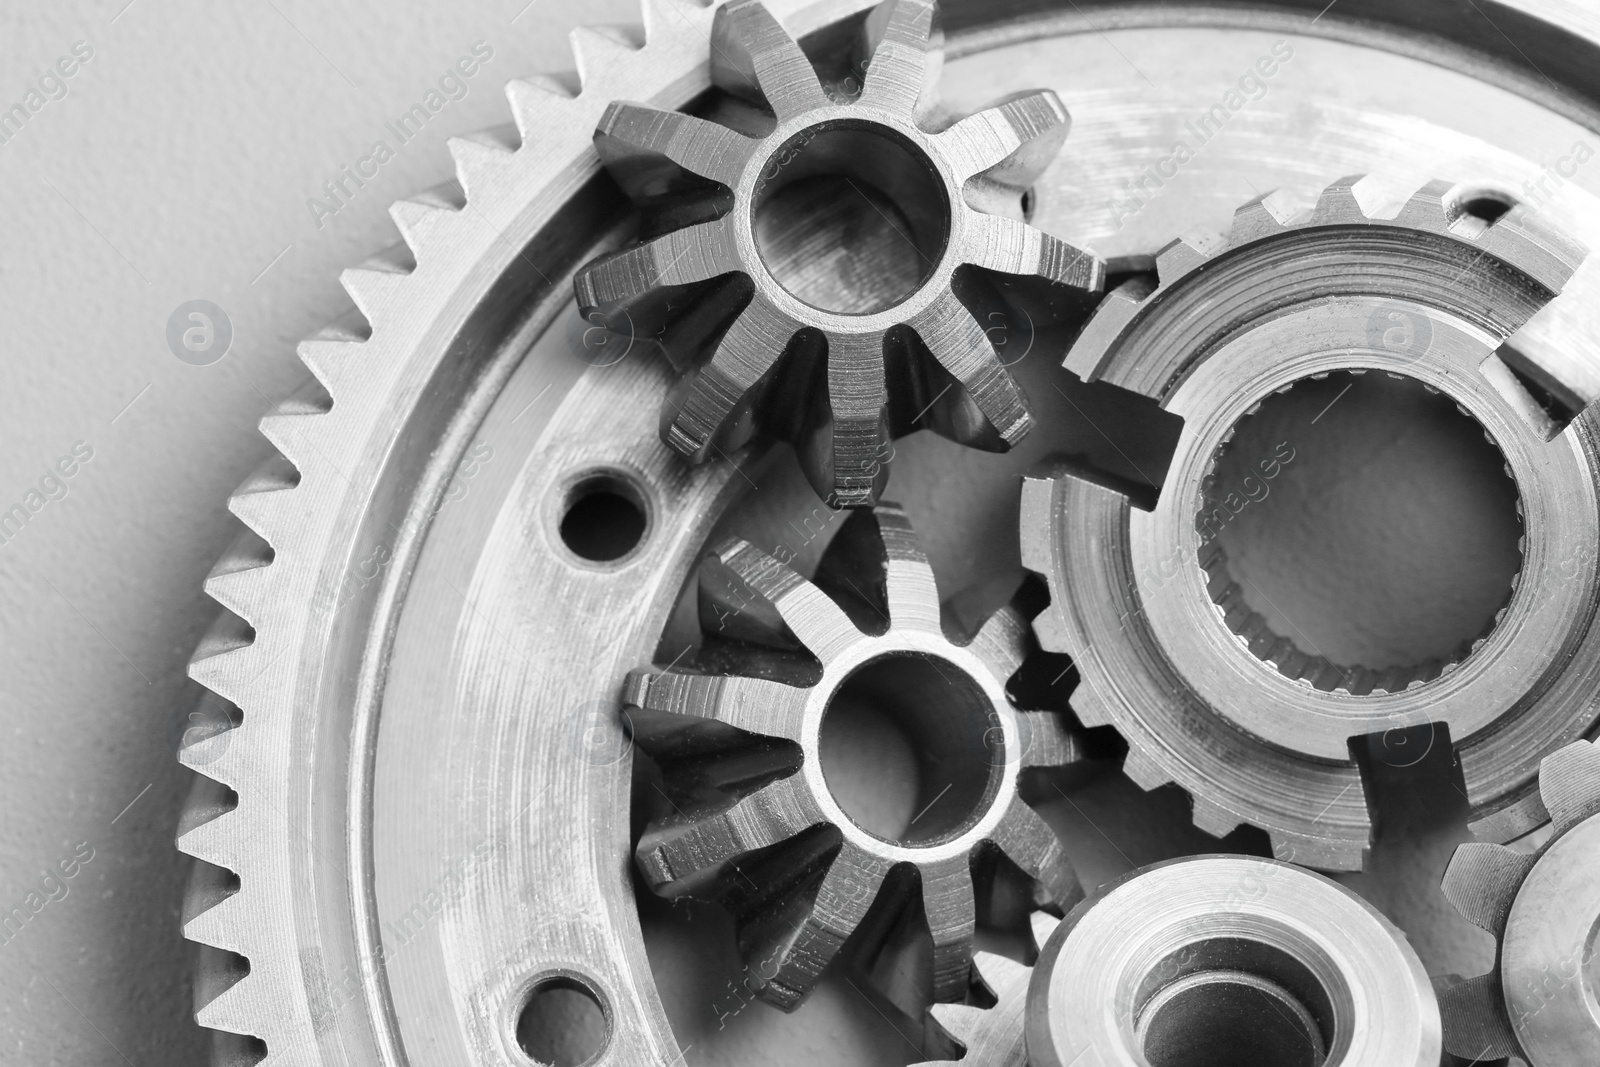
[
  {"left": 573, "top": 0, "right": 1103, "bottom": 508},
  {"left": 1436, "top": 738, "right": 1600, "bottom": 1066},
  {"left": 628, "top": 503, "right": 1086, "bottom": 1008},
  {"left": 1026, "top": 856, "right": 1440, "bottom": 1067},
  {"left": 913, "top": 910, "right": 1059, "bottom": 1067},
  {"left": 168, "top": 1, "right": 1600, "bottom": 1064},
  {"left": 1022, "top": 175, "right": 1595, "bottom": 870}
]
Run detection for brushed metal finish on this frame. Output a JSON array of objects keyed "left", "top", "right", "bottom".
[
  {"left": 1023, "top": 176, "right": 1598, "bottom": 870},
  {"left": 627, "top": 504, "right": 1086, "bottom": 1009},
  {"left": 1026, "top": 856, "right": 1441, "bottom": 1067},
  {"left": 574, "top": 0, "right": 1103, "bottom": 508},
  {"left": 1438, "top": 738, "right": 1600, "bottom": 1065}
]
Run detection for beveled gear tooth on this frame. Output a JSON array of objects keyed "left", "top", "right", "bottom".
[
  {"left": 858, "top": 0, "right": 943, "bottom": 113},
  {"left": 1191, "top": 796, "right": 1244, "bottom": 839},
  {"left": 1226, "top": 187, "right": 1301, "bottom": 246},
  {"left": 1017, "top": 474, "right": 1059, "bottom": 575},
  {"left": 1060, "top": 274, "right": 1155, "bottom": 387},
  {"left": 1029, "top": 909, "right": 1060, "bottom": 951},
  {"left": 1537, "top": 738, "right": 1600, "bottom": 835},
  {"left": 1435, "top": 972, "right": 1522, "bottom": 1061},
  {"left": 904, "top": 292, "right": 1032, "bottom": 450},
  {"left": 339, "top": 251, "right": 415, "bottom": 328},
  {"left": 938, "top": 88, "right": 1068, "bottom": 189},
  {"left": 188, "top": 611, "right": 260, "bottom": 707},
  {"left": 1153, "top": 233, "right": 1219, "bottom": 285},
  {"left": 505, "top": 73, "right": 581, "bottom": 127},
  {"left": 1306, "top": 172, "right": 1371, "bottom": 224},
  {"left": 258, "top": 378, "right": 334, "bottom": 466},
  {"left": 1120, "top": 745, "right": 1172, "bottom": 791},
  {"left": 1440, "top": 841, "right": 1535, "bottom": 936},
  {"left": 175, "top": 773, "right": 240, "bottom": 865},
  {"left": 569, "top": 24, "right": 645, "bottom": 85},
  {"left": 710, "top": 0, "right": 829, "bottom": 116},
  {"left": 194, "top": 944, "right": 256, "bottom": 1036},
  {"left": 227, "top": 455, "right": 301, "bottom": 547},
  {"left": 182, "top": 858, "right": 244, "bottom": 951},
  {"left": 446, "top": 124, "right": 521, "bottom": 201},
  {"left": 388, "top": 192, "right": 462, "bottom": 264},
  {"left": 204, "top": 529, "right": 275, "bottom": 622},
  {"left": 1065, "top": 669, "right": 1113, "bottom": 728}
]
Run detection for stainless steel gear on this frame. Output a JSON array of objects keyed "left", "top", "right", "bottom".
[
  {"left": 1436, "top": 737, "right": 1600, "bottom": 1066},
  {"left": 573, "top": 0, "right": 1103, "bottom": 508},
  {"left": 1022, "top": 175, "right": 1597, "bottom": 870},
  {"left": 628, "top": 503, "right": 1085, "bottom": 1008},
  {"left": 171, "top": 0, "right": 1600, "bottom": 1064},
  {"left": 1026, "top": 856, "right": 1441, "bottom": 1067},
  {"left": 914, "top": 910, "right": 1059, "bottom": 1067}
]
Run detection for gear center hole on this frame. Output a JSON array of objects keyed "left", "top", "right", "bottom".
[
  {"left": 819, "top": 652, "right": 1000, "bottom": 845},
  {"left": 1199, "top": 369, "right": 1522, "bottom": 693},
  {"left": 752, "top": 121, "right": 949, "bottom": 315},
  {"left": 1135, "top": 938, "right": 1335, "bottom": 1067}
]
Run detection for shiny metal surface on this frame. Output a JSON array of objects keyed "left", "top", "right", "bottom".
[
  {"left": 574, "top": 0, "right": 1102, "bottom": 508},
  {"left": 1438, "top": 737, "right": 1600, "bottom": 1065},
  {"left": 627, "top": 503, "right": 1084, "bottom": 1009},
  {"left": 914, "top": 911, "right": 1058, "bottom": 1067},
  {"left": 1023, "top": 175, "right": 1598, "bottom": 870},
  {"left": 169, "top": 0, "right": 1600, "bottom": 1064},
  {"left": 1026, "top": 856, "right": 1440, "bottom": 1067}
]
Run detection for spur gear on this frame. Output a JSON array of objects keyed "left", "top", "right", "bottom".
[
  {"left": 1027, "top": 856, "right": 1440, "bottom": 1067},
  {"left": 628, "top": 503, "right": 1086, "bottom": 1008},
  {"left": 574, "top": 0, "right": 1103, "bottom": 508},
  {"left": 1023, "top": 175, "right": 1595, "bottom": 870},
  {"left": 1436, "top": 738, "right": 1600, "bottom": 1065},
  {"left": 914, "top": 911, "right": 1059, "bottom": 1067}
]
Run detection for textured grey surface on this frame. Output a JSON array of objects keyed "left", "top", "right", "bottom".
[{"left": 0, "top": 2, "right": 635, "bottom": 1063}]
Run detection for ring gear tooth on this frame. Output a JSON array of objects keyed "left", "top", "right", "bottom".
[
  {"left": 1026, "top": 174, "right": 1594, "bottom": 871},
  {"left": 574, "top": 0, "right": 1103, "bottom": 508},
  {"left": 1438, "top": 739, "right": 1600, "bottom": 1065},
  {"left": 174, "top": 1, "right": 733, "bottom": 1059},
  {"left": 628, "top": 504, "right": 1087, "bottom": 1009},
  {"left": 914, "top": 911, "right": 1059, "bottom": 1067}
]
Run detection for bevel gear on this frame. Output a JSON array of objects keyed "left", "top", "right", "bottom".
[
  {"left": 1436, "top": 738, "right": 1600, "bottom": 1066},
  {"left": 628, "top": 503, "right": 1086, "bottom": 1008},
  {"left": 914, "top": 911, "right": 1059, "bottom": 1067},
  {"left": 1023, "top": 175, "right": 1595, "bottom": 870},
  {"left": 574, "top": 0, "right": 1103, "bottom": 508}
]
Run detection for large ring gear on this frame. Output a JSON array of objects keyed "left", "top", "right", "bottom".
[{"left": 174, "top": 0, "right": 1600, "bottom": 1064}]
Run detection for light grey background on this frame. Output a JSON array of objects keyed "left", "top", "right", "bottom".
[{"left": 0, "top": 3, "right": 637, "bottom": 1062}]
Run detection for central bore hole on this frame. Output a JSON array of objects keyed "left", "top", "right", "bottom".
[
  {"left": 1135, "top": 938, "right": 1335, "bottom": 1067},
  {"left": 752, "top": 122, "right": 950, "bottom": 315},
  {"left": 1200, "top": 370, "right": 1522, "bottom": 692},
  {"left": 1139, "top": 972, "right": 1326, "bottom": 1067},
  {"left": 819, "top": 653, "right": 1000, "bottom": 845}
]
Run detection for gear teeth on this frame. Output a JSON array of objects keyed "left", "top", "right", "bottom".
[
  {"left": 176, "top": 773, "right": 241, "bottom": 866},
  {"left": 1060, "top": 276, "right": 1151, "bottom": 385},
  {"left": 1538, "top": 738, "right": 1600, "bottom": 835},
  {"left": 182, "top": 858, "right": 243, "bottom": 950},
  {"left": 227, "top": 455, "right": 302, "bottom": 547},
  {"left": 1226, "top": 188, "right": 1301, "bottom": 246},
  {"left": 505, "top": 76, "right": 582, "bottom": 141},
  {"left": 296, "top": 317, "right": 371, "bottom": 398},
  {"left": 1441, "top": 842, "right": 1535, "bottom": 936},
  {"left": 338, "top": 245, "right": 417, "bottom": 326},
  {"left": 194, "top": 943, "right": 256, "bottom": 1036},
  {"left": 1191, "top": 797, "right": 1244, "bottom": 839},
  {"left": 446, "top": 126, "right": 522, "bottom": 205},
  {"left": 570, "top": 24, "right": 645, "bottom": 82},
  {"left": 208, "top": 1030, "right": 267, "bottom": 1067},
  {"left": 1120, "top": 745, "right": 1173, "bottom": 791},
  {"left": 1152, "top": 235, "right": 1215, "bottom": 287},
  {"left": 189, "top": 610, "right": 258, "bottom": 706},
  {"left": 1307, "top": 173, "right": 1369, "bottom": 224},
  {"left": 258, "top": 377, "right": 335, "bottom": 467},
  {"left": 1065, "top": 668, "right": 1113, "bottom": 728},
  {"left": 204, "top": 530, "right": 274, "bottom": 622},
  {"left": 1435, "top": 972, "right": 1521, "bottom": 1061},
  {"left": 388, "top": 189, "right": 464, "bottom": 263}
]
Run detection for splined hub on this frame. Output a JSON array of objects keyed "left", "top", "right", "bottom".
[
  {"left": 574, "top": 0, "right": 1102, "bottom": 508},
  {"left": 1023, "top": 175, "right": 1597, "bottom": 869},
  {"left": 628, "top": 504, "right": 1085, "bottom": 1008}
]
